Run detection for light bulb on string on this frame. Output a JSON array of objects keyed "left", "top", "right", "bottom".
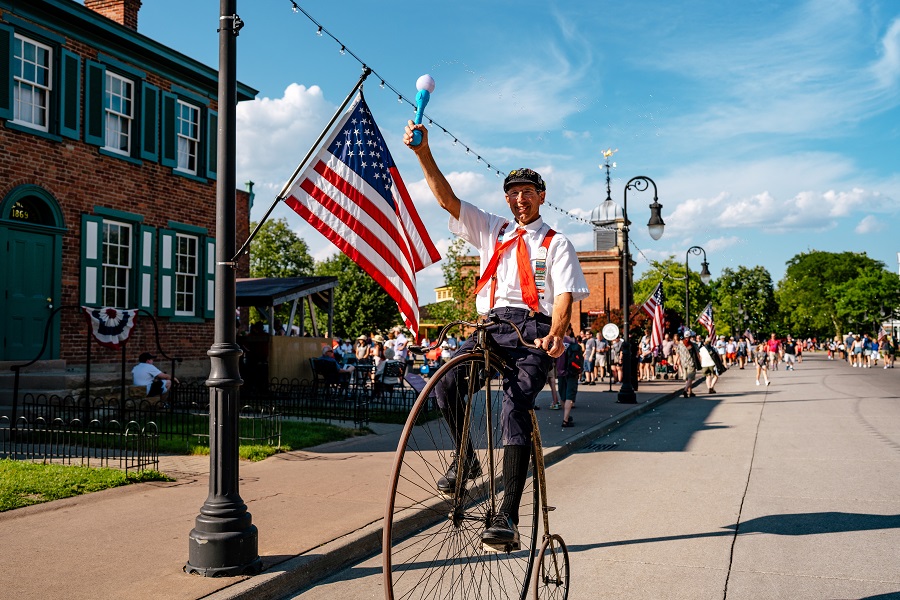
[
  {"left": 379, "top": 81, "right": 385, "bottom": 89},
  {"left": 397, "top": 95, "right": 403, "bottom": 103},
  {"left": 316, "top": 26, "right": 322, "bottom": 36},
  {"left": 339, "top": 46, "right": 345, "bottom": 55}
]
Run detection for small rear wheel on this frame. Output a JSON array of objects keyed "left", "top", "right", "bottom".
[{"left": 533, "top": 534, "right": 569, "bottom": 600}]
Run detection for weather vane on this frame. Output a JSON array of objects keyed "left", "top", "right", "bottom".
[{"left": 600, "top": 148, "right": 618, "bottom": 201}]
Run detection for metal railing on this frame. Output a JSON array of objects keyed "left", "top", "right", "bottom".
[{"left": 0, "top": 415, "right": 159, "bottom": 473}]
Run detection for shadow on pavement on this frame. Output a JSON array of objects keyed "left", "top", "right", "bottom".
[{"left": 566, "top": 512, "right": 900, "bottom": 552}]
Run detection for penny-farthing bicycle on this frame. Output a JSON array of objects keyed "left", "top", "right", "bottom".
[{"left": 383, "top": 316, "right": 570, "bottom": 600}]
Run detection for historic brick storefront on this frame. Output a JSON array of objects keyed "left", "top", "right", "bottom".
[{"left": 0, "top": 0, "right": 257, "bottom": 374}]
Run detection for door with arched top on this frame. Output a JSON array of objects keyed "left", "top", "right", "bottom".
[{"left": 0, "top": 187, "right": 65, "bottom": 361}]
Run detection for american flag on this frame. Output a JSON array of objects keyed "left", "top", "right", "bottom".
[
  {"left": 743, "top": 328, "right": 756, "bottom": 344},
  {"left": 878, "top": 326, "right": 887, "bottom": 342},
  {"left": 284, "top": 92, "right": 440, "bottom": 339},
  {"left": 698, "top": 302, "right": 715, "bottom": 340},
  {"left": 641, "top": 282, "right": 665, "bottom": 351}
]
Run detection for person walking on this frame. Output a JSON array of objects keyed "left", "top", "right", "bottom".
[
  {"left": 583, "top": 331, "right": 597, "bottom": 385},
  {"left": 557, "top": 334, "right": 580, "bottom": 427},
  {"left": 673, "top": 330, "right": 700, "bottom": 398},
  {"left": 698, "top": 339, "right": 719, "bottom": 394},
  {"left": 754, "top": 342, "right": 771, "bottom": 386},
  {"left": 404, "top": 121, "right": 589, "bottom": 550}
]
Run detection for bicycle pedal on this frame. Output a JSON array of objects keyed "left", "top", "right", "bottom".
[{"left": 481, "top": 541, "right": 520, "bottom": 554}]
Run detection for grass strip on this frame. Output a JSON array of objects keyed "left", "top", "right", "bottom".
[{"left": 0, "top": 458, "right": 172, "bottom": 512}]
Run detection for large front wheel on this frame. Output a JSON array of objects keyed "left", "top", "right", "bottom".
[{"left": 383, "top": 352, "right": 539, "bottom": 600}]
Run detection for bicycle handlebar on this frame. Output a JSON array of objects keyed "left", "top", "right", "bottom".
[{"left": 409, "top": 315, "right": 539, "bottom": 355}]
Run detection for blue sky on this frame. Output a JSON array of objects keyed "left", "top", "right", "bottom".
[{"left": 135, "top": 0, "right": 900, "bottom": 302}]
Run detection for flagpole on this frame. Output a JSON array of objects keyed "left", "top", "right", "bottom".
[{"left": 231, "top": 66, "right": 372, "bottom": 262}]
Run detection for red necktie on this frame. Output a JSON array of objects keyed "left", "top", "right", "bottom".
[{"left": 474, "top": 228, "right": 540, "bottom": 311}]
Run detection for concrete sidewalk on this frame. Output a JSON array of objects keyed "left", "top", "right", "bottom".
[{"left": 0, "top": 377, "right": 686, "bottom": 600}]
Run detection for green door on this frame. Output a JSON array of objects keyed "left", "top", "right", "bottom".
[{"left": 2, "top": 229, "right": 57, "bottom": 360}]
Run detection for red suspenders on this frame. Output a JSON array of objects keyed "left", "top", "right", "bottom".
[{"left": 486, "top": 222, "right": 556, "bottom": 310}]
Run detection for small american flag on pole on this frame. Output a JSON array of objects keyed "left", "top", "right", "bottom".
[
  {"left": 878, "top": 326, "right": 887, "bottom": 342},
  {"left": 641, "top": 282, "right": 665, "bottom": 351},
  {"left": 284, "top": 92, "right": 440, "bottom": 339},
  {"left": 698, "top": 302, "right": 715, "bottom": 340}
]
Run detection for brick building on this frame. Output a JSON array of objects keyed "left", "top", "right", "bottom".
[{"left": 0, "top": 0, "right": 257, "bottom": 381}]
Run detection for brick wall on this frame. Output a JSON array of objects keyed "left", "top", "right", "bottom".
[{"left": 0, "top": 24, "right": 249, "bottom": 369}]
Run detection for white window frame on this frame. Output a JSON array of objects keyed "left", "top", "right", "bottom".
[
  {"left": 175, "top": 232, "right": 198, "bottom": 316},
  {"left": 13, "top": 34, "right": 52, "bottom": 132},
  {"left": 176, "top": 100, "right": 200, "bottom": 175},
  {"left": 104, "top": 72, "right": 134, "bottom": 156},
  {"left": 102, "top": 220, "right": 132, "bottom": 308}
]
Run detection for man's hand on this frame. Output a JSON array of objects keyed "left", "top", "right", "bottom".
[
  {"left": 404, "top": 120, "right": 429, "bottom": 152},
  {"left": 535, "top": 334, "right": 566, "bottom": 358}
]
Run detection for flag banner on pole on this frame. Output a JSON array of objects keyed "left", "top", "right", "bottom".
[
  {"left": 877, "top": 326, "right": 887, "bottom": 342},
  {"left": 698, "top": 302, "right": 715, "bottom": 340},
  {"left": 283, "top": 91, "right": 441, "bottom": 339},
  {"left": 82, "top": 306, "right": 138, "bottom": 349},
  {"left": 743, "top": 328, "right": 755, "bottom": 345},
  {"left": 641, "top": 282, "right": 665, "bottom": 351}
]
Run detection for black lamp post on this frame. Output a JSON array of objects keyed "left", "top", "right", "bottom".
[
  {"left": 684, "top": 245, "right": 711, "bottom": 325},
  {"left": 185, "top": 0, "right": 261, "bottom": 577},
  {"left": 618, "top": 176, "right": 665, "bottom": 404}
]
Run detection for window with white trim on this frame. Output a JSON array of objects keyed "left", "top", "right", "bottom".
[
  {"left": 175, "top": 233, "right": 198, "bottom": 315},
  {"left": 102, "top": 220, "right": 132, "bottom": 308},
  {"left": 176, "top": 100, "right": 200, "bottom": 174},
  {"left": 104, "top": 72, "right": 133, "bottom": 156},
  {"left": 13, "top": 34, "right": 52, "bottom": 131}
]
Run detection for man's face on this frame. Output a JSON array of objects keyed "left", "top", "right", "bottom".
[{"left": 505, "top": 183, "right": 544, "bottom": 225}]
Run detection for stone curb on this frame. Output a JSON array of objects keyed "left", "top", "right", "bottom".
[{"left": 204, "top": 388, "right": 685, "bottom": 600}]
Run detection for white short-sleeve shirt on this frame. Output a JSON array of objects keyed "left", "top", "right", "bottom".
[
  {"left": 450, "top": 200, "right": 589, "bottom": 316},
  {"left": 132, "top": 362, "right": 164, "bottom": 394}
]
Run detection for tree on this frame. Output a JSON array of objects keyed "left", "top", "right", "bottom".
[
  {"left": 714, "top": 266, "right": 778, "bottom": 337},
  {"left": 312, "top": 253, "right": 399, "bottom": 339},
  {"left": 830, "top": 266, "right": 900, "bottom": 334},
  {"left": 633, "top": 257, "right": 713, "bottom": 329},
  {"left": 776, "top": 251, "right": 886, "bottom": 337},
  {"left": 249, "top": 217, "right": 314, "bottom": 278},
  {"left": 426, "top": 236, "right": 478, "bottom": 326}
]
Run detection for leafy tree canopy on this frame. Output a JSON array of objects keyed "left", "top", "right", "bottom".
[
  {"left": 313, "top": 252, "right": 400, "bottom": 339},
  {"left": 776, "top": 250, "right": 886, "bottom": 337},
  {"left": 633, "top": 256, "right": 713, "bottom": 326},
  {"left": 426, "top": 237, "right": 478, "bottom": 327},
  {"left": 249, "top": 218, "right": 314, "bottom": 278},
  {"left": 714, "top": 266, "right": 777, "bottom": 337}
]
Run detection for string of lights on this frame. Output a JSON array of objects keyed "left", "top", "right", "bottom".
[{"left": 286, "top": 0, "right": 594, "bottom": 227}]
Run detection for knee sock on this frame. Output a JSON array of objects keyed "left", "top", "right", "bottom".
[{"left": 499, "top": 444, "right": 531, "bottom": 523}]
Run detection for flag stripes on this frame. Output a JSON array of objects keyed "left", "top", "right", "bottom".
[{"left": 283, "top": 92, "right": 439, "bottom": 338}]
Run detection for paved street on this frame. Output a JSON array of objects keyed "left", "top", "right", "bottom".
[{"left": 289, "top": 354, "right": 900, "bottom": 599}]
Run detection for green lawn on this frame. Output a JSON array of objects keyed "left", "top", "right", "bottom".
[
  {"left": 1, "top": 420, "right": 370, "bottom": 512},
  {"left": 0, "top": 459, "right": 172, "bottom": 512},
  {"left": 159, "top": 419, "right": 372, "bottom": 461}
]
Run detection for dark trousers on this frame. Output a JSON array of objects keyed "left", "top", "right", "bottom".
[{"left": 435, "top": 307, "right": 552, "bottom": 446}]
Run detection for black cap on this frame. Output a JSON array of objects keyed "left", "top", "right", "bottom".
[
  {"left": 139, "top": 352, "right": 156, "bottom": 362},
  {"left": 503, "top": 168, "right": 545, "bottom": 192}
]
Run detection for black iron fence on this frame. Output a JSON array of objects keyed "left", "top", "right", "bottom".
[{"left": 0, "top": 415, "right": 159, "bottom": 473}]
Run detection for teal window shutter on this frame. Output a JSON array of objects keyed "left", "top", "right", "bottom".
[
  {"left": 80, "top": 214, "right": 104, "bottom": 306},
  {"left": 140, "top": 83, "right": 159, "bottom": 161},
  {"left": 204, "top": 236, "right": 216, "bottom": 318},
  {"left": 157, "top": 228, "right": 176, "bottom": 317},
  {"left": 206, "top": 109, "right": 218, "bottom": 180},
  {"left": 84, "top": 60, "right": 106, "bottom": 146},
  {"left": 59, "top": 49, "right": 81, "bottom": 140},
  {"left": 137, "top": 224, "right": 156, "bottom": 311},
  {"left": 0, "top": 24, "right": 13, "bottom": 120},
  {"left": 160, "top": 91, "right": 177, "bottom": 167}
]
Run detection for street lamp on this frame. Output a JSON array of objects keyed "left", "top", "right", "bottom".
[
  {"left": 684, "top": 245, "right": 710, "bottom": 325},
  {"left": 618, "top": 175, "right": 665, "bottom": 404}
]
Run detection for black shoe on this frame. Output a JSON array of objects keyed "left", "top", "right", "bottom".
[
  {"left": 561, "top": 418, "right": 574, "bottom": 428},
  {"left": 482, "top": 512, "right": 519, "bottom": 551},
  {"left": 437, "top": 454, "right": 482, "bottom": 496}
]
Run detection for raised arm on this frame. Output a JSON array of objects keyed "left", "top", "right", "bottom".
[{"left": 404, "top": 121, "right": 461, "bottom": 220}]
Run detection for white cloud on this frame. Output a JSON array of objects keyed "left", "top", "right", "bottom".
[
  {"left": 872, "top": 18, "right": 900, "bottom": 86},
  {"left": 855, "top": 215, "right": 886, "bottom": 234},
  {"left": 236, "top": 83, "right": 335, "bottom": 191}
]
